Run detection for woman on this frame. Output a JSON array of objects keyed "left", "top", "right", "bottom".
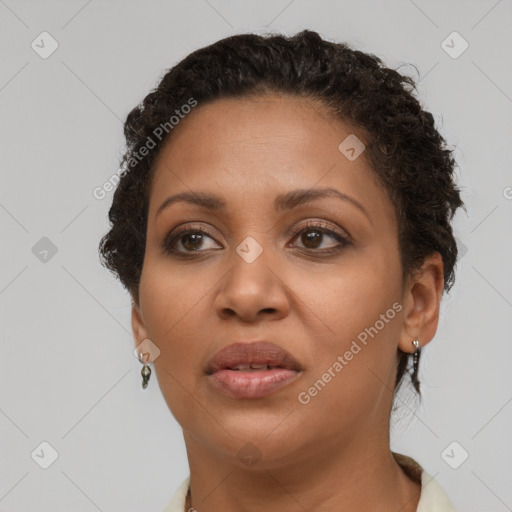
[{"left": 99, "top": 29, "right": 464, "bottom": 511}]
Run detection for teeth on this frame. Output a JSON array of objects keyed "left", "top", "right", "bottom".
[
  {"left": 231, "top": 363, "right": 274, "bottom": 371},
  {"left": 232, "top": 363, "right": 251, "bottom": 370}
]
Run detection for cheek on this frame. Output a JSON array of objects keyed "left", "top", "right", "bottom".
[
  {"left": 138, "top": 263, "right": 212, "bottom": 377},
  {"left": 139, "top": 265, "right": 214, "bottom": 425},
  {"left": 305, "top": 246, "right": 402, "bottom": 341},
  {"left": 298, "top": 246, "right": 403, "bottom": 399},
  {"left": 140, "top": 256, "right": 214, "bottom": 333}
]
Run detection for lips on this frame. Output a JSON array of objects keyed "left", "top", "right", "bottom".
[
  {"left": 205, "top": 341, "right": 303, "bottom": 399},
  {"left": 205, "top": 341, "right": 302, "bottom": 375}
]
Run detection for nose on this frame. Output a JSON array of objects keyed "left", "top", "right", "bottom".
[{"left": 213, "top": 249, "right": 291, "bottom": 323}]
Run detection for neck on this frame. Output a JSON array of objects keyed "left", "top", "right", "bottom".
[{"left": 183, "top": 432, "right": 421, "bottom": 512}]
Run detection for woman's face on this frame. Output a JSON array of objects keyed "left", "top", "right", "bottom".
[{"left": 132, "top": 94, "right": 415, "bottom": 467}]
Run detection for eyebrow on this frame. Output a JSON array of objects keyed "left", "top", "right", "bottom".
[{"left": 155, "top": 187, "right": 370, "bottom": 221}]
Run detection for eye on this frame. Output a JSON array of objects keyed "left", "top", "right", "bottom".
[
  {"left": 162, "top": 221, "right": 351, "bottom": 256},
  {"left": 162, "top": 225, "right": 221, "bottom": 255},
  {"left": 288, "top": 221, "right": 351, "bottom": 254}
]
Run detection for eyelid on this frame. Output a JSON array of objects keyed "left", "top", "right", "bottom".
[
  {"left": 171, "top": 222, "right": 218, "bottom": 239},
  {"left": 286, "top": 219, "right": 352, "bottom": 244}
]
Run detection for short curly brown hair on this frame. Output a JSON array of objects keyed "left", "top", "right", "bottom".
[{"left": 98, "top": 29, "right": 464, "bottom": 399}]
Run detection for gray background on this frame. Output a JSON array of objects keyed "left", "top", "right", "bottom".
[{"left": 1, "top": 0, "right": 511, "bottom": 510}]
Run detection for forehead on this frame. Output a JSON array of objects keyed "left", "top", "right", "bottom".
[
  {"left": 154, "top": 94, "right": 340, "bottom": 165},
  {"left": 148, "top": 94, "right": 394, "bottom": 226}
]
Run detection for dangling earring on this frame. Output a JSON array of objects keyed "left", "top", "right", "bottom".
[
  {"left": 135, "top": 338, "right": 160, "bottom": 390},
  {"left": 138, "top": 352, "right": 152, "bottom": 389},
  {"left": 141, "top": 363, "right": 151, "bottom": 389},
  {"left": 411, "top": 338, "right": 421, "bottom": 393}
]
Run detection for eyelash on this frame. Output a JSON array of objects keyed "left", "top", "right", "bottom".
[{"left": 162, "top": 221, "right": 351, "bottom": 258}]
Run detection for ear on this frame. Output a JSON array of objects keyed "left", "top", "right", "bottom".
[
  {"left": 398, "top": 252, "right": 444, "bottom": 354},
  {"left": 131, "top": 297, "right": 149, "bottom": 349}
]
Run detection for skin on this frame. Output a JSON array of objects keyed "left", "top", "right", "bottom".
[{"left": 131, "top": 94, "right": 444, "bottom": 512}]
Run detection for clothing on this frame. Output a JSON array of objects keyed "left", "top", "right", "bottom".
[{"left": 162, "top": 452, "right": 456, "bottom": 511}]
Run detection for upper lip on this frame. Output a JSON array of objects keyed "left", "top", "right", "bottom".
[{"left": 205, "top": 341, "right": 302, "bottom": 374}]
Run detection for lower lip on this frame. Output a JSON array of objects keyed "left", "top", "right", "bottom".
[{"left": 207, "top": 368, "right": 301, "bottom": 399}]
